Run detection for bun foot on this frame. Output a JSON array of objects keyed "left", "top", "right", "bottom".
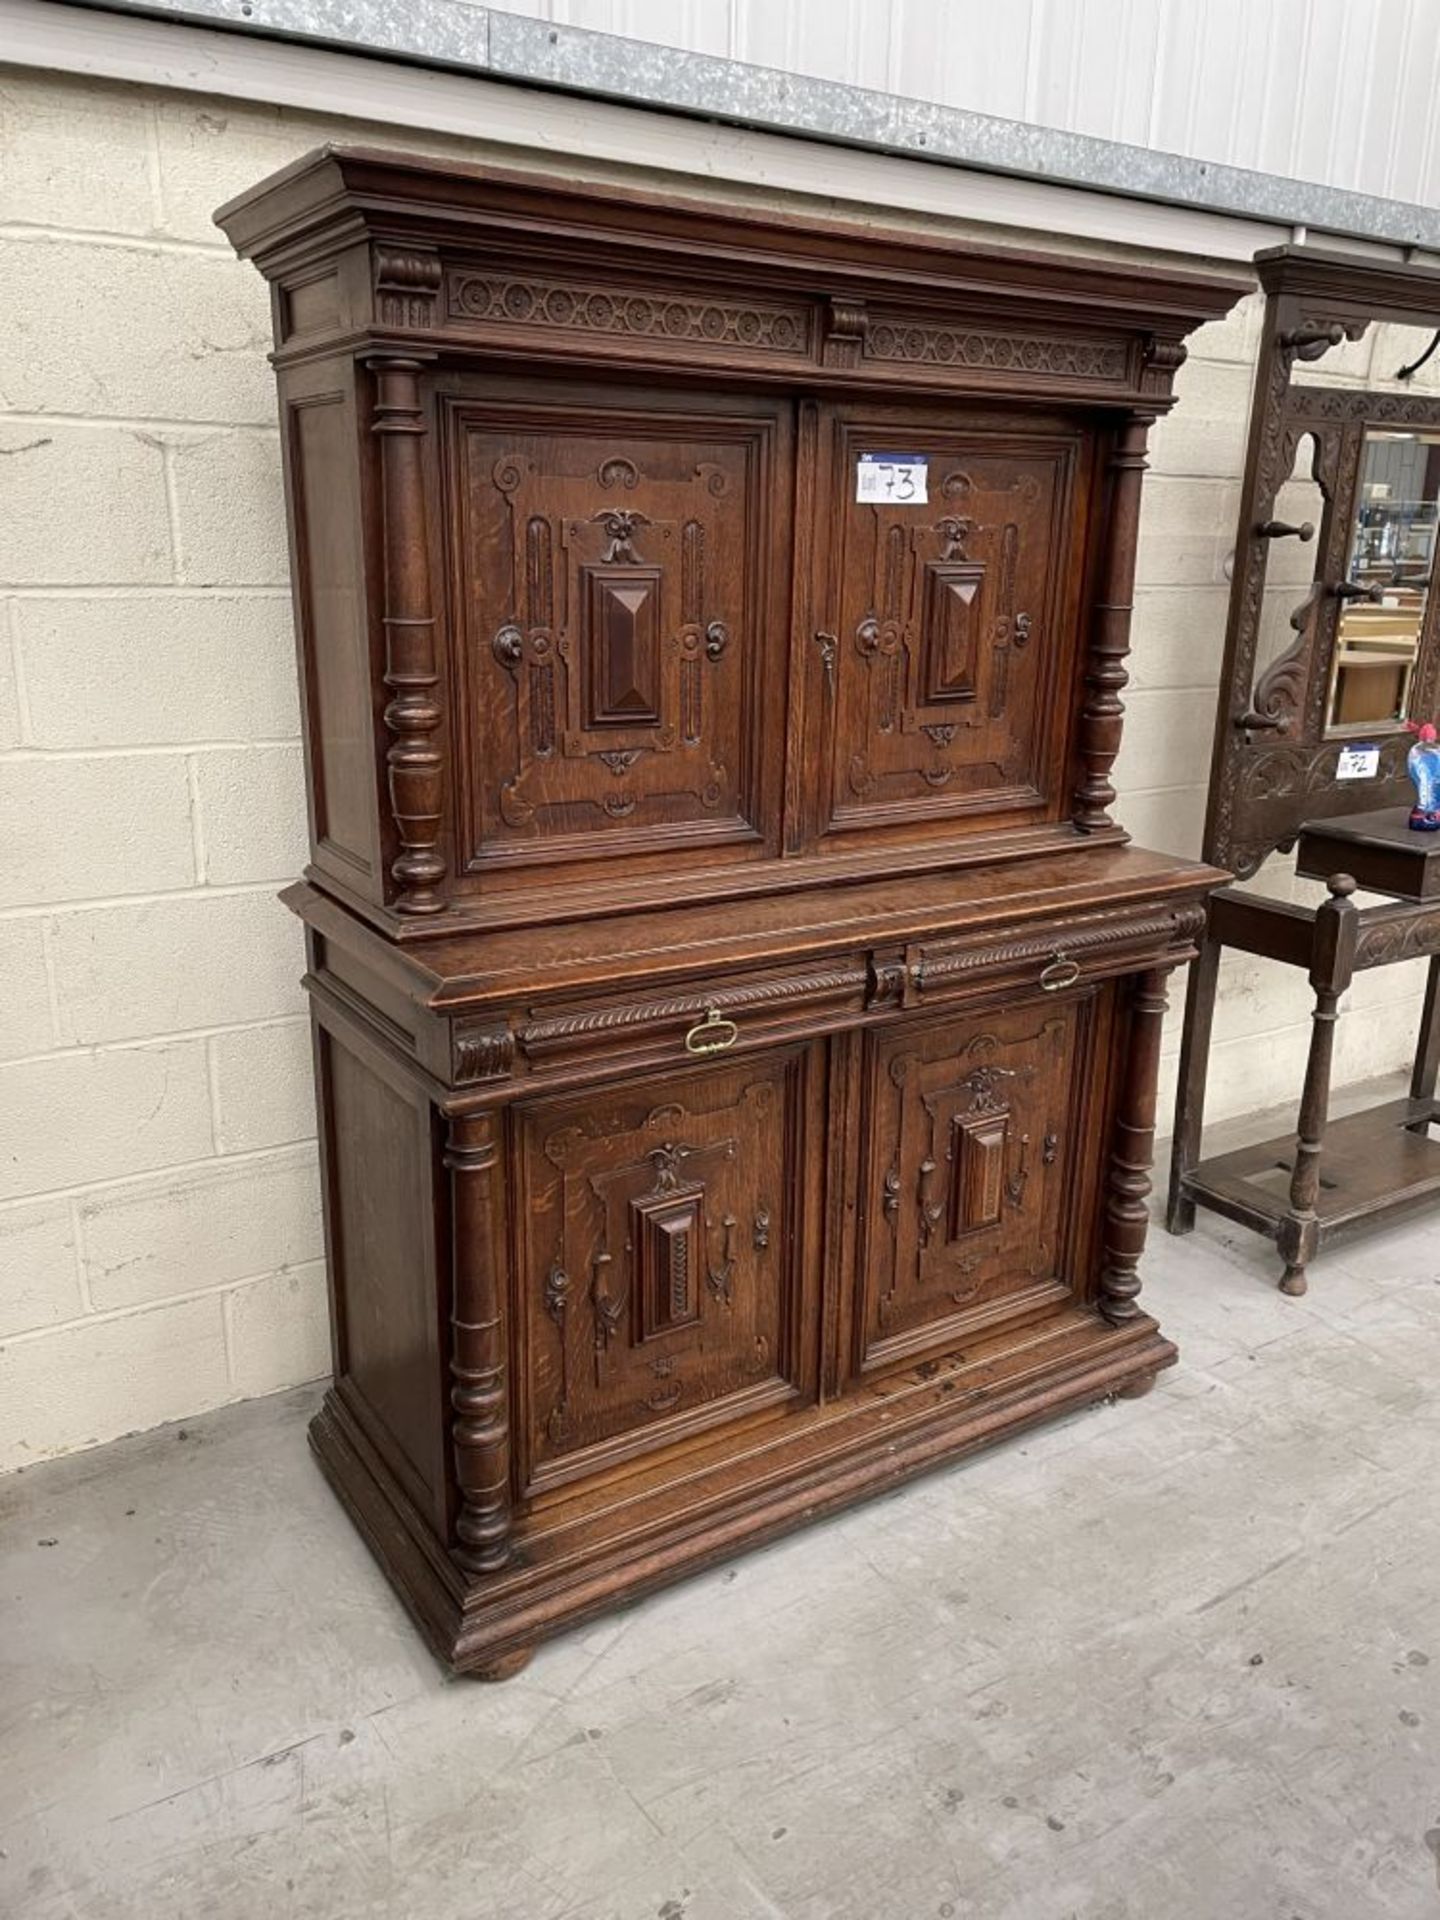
[
  {"left": 466, "top": 1646, "right": 534, "bottom": 1683},
  {"left": 1116, "top": 1373, "right": 1157, "bottom": 1401},
  {"left": 1279, "top": 1264, "right": 1308, "bottom": 1297}
]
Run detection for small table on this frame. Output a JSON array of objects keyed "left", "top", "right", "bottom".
[
  {"left": 1295, "top": 803, "right": 1440, "bottom": 902},
  {"left": 1169, "top": 807, "right": 1440, "bottom": 1294}
]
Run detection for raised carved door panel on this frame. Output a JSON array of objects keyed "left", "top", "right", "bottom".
[
  {"left": 448, "top": 387, "right": 790, "bottom": 881},
  {"left": 514, "top": 1044, "right": 821, "bottom": 1493},
  {"left": 853, "top": 992, "right": 1105, "bottom": 1375},
  {"left": 810, "top": 409, "right": 1085, "bottom": 846}
]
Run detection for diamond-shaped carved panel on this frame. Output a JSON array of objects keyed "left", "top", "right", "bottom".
[
  {"left": 585, "top": 565, "right": 662, "bottom": 728},
  {"left": 919, "top": 561, "right": 984, "bottom": 707}
]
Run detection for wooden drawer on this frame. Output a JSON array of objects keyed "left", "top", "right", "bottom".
[
  {"left": 901, "top": 900, "right": 1206, "bottom": 1007},
  {"left": 489, "top": 957, "right": 869, "bottom": 1083},
  {"left": 445, "top": 901, "right": 1202, "bottom": 1090}
]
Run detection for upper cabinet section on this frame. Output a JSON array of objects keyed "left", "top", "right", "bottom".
[{"left": 218, "top": 148, "right": 1244, "bottom": 938}]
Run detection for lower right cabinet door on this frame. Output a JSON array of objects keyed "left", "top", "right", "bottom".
[{"left": 853, "top": 984, "right": 1115, "bottom": 1374}]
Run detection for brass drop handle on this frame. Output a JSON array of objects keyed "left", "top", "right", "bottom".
[
  {"left": 1039, "top": 955, "right": 1080, "bottom": 993},
  {"left": 684, "top": 1006, "right": 739, "bottom": 1055}
]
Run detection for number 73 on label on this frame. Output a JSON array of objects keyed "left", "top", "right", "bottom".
[{"left": 856, "top": 452, "right": 929, "bottom": 505}]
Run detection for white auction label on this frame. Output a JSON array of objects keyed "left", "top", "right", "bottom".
[
  {"left": 1335, "top": 743, "right": 1381, "bottom": 780},
  {"left": 856, "top": 452, "right": 929, "bottom": 505}
]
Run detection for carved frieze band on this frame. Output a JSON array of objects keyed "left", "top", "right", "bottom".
[
  {"left": 864, "top": 319, "right": 1128, "bottom": 381},
  {"left": 446, "top": 270, "right": 812, "bottom": 356},
  {"left": 1354, "top": 908, "right": 1440, "bottom": 969}
]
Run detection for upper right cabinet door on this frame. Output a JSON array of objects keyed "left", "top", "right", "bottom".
[{"left": 808, "top": 406, "right": 1091, "bottom": 849}]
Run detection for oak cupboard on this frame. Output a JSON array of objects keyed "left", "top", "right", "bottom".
[{"left": 217, "top": 150, "right": 1242, "bottom": 1676}]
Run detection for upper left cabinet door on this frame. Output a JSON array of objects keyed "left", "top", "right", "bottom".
[{"left": 444, "top": 384, "right": 793, "bottom": 887}]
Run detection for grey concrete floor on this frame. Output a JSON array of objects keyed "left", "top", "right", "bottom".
[{"left": 3, "top": 1134, "right": 1439, "bottom": 1919}]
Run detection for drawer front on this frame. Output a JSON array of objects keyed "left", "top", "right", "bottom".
[
  {"left": 448, "top": 904, "right": 1203, "bottom": 1090},
  {"left": 514, "top": 1044, "right": 823, "bottom": 1492},
  {"left": 903, "top": 903, "right": 1207, "bottom": 1008},
  {"left": 506, "top": 959, "right": 868, "bottom": 1082},
  {"left": 852, "top": 986, "right": 1112, "bottom": 1374}
]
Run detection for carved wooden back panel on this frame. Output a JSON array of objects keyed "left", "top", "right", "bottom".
[{"left": 1204, "top": 248, "right": 1440, "bottom": 877}]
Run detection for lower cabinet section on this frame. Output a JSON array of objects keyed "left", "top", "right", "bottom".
[{"left": 307, "top": 952, "right": 1182, "bottom": 1678}]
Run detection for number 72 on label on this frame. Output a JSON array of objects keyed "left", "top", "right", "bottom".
[{"left": 856, "top": 452, "right": 929, "bottom": 505}]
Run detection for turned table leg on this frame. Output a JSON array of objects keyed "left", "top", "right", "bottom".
[
  {"left": 1411, "top": 952, "right": 1440, "bottom": 1109},
  {"left": 1166, "top": 931, "right": 1220, "bottom": 1235},
  {"left": 1278, "top": 874, "right": 1358, "bottom": 1297}
]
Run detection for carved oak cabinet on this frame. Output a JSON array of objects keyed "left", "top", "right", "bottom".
[{"left": 218, "top": 150, "right": 1241, "bottom": 1676}]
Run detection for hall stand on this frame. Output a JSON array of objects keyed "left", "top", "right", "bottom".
[{"left": 1167, "top": 247, "right": 1440, "bottom": 1295}]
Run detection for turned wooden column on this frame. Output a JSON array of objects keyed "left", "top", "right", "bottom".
[
  {"left": 1099, "top": 966, "right": 1170, "bottom": 1326},
  {"left": 444, "top": 1110, "right": 513, "bottom": 1574},
  {"left": 1278, "top": 873, "right": 1359, "bottom": 1296},
  {"left": 370, "top": 354, "right": 445, "bottom": 915},
  {"left": 1075, "top": 415, "right": 1152, "bottom": 833}
]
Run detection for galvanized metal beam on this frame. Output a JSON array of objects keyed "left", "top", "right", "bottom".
[{"left": 55, "top": 0, "right": 1440, "bottom": 251}]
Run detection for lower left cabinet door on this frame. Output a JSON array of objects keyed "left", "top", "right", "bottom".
[{"left": 513, "top": 1041, "right": 825, "bottom": 1495}]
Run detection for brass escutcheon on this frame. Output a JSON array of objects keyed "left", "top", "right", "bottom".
[{"left": 684, "top": 1006, "right": 739, "bottom": 1055}]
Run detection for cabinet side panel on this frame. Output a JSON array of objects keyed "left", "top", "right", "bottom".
[
  {"left": 317, "top": 1020, "right": 448, "bottom": 1532},
  {"left": 285, "top": 380, "right": 382, "bottom": 894}
]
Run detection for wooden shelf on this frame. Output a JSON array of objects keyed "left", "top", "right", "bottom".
[{"left": 1183, "top": 1097, "right": 1440, "bottom": 1249}]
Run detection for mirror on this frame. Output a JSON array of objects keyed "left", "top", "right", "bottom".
[{"left": 1326, "top": 427, "right": 1440, "bottom": 734}]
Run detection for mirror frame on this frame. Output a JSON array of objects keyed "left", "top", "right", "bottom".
[{"left": 1201, "top": 246, "right": 1440, "bottom": 879}]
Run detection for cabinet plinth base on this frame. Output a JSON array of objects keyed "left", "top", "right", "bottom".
[{"left": 310, "top": 1313, "right": 1175, "bottom": 1678}]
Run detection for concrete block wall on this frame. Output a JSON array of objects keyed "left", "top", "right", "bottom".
[{"left": 0, "top": 67, "right": 1428, "bottom": 1471}]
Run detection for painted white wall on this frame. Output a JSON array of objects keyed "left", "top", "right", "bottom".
[
  {"left": 485, "top": 0, "right": 1440, "bottom": 208},
  {"left": 0, "top": 58, "right": 1431, "bottom": 1472}
]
